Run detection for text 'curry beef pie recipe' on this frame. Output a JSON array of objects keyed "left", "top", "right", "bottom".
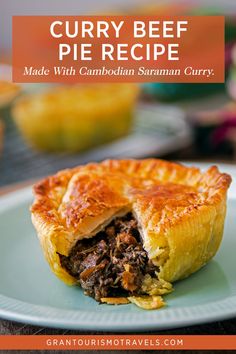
[{"left": 31, "top": 159, "right": 231, "bottom": 310}]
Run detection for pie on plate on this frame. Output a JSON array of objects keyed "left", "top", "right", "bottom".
[{"left": 31, "top": 159, "right": 231, "bottom": 309}]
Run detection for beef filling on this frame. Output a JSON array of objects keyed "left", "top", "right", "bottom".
[{"left": 59, "top": 213, "right": 158, "bottom": 301}]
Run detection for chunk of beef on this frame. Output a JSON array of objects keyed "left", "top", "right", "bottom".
[{"left": 59, "top": 212, "right": 158, "bottom": 301}]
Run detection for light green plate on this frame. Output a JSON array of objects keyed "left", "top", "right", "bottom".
[{"left": 0, "top": 163, "right": 235, "bottom": 332}]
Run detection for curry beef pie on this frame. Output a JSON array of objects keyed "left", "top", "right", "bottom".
[{"left": 31, "top": 159, "right": 231, "bottom": 309}]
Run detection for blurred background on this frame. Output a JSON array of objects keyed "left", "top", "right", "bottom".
[{"left": 1, "top": 0, "right": 236, "bottom": 188}]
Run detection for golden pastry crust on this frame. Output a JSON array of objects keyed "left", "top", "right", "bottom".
[
  {"left": 31, "top": 159, "right": 231, "bottom": 287},
  {"left": 12, "top": 84, "right": 139, "bottom": 152}
]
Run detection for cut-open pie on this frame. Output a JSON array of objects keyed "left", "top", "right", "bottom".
[{"left": 31, "top": 159, "right": 231, "bottom": 309}]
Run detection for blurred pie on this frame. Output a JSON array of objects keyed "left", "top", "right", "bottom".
[{"left": 12, "top": 84, "right": 139, "bottom": 152}]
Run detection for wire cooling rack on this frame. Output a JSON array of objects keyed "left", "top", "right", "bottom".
[{"left": 0, "top": 104, "right": 192, "bottom": 187}]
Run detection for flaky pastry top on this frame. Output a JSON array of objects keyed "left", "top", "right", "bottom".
[{"left": 31, "top": 159, "right": 231, "bottom": 259}]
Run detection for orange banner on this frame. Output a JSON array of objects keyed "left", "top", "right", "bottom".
[
  {"left": 12, "top": 16, "right": 225, "bottom": 83},
  {"left": 0, "top": 335, "right": 236, "bottom": 350}
]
